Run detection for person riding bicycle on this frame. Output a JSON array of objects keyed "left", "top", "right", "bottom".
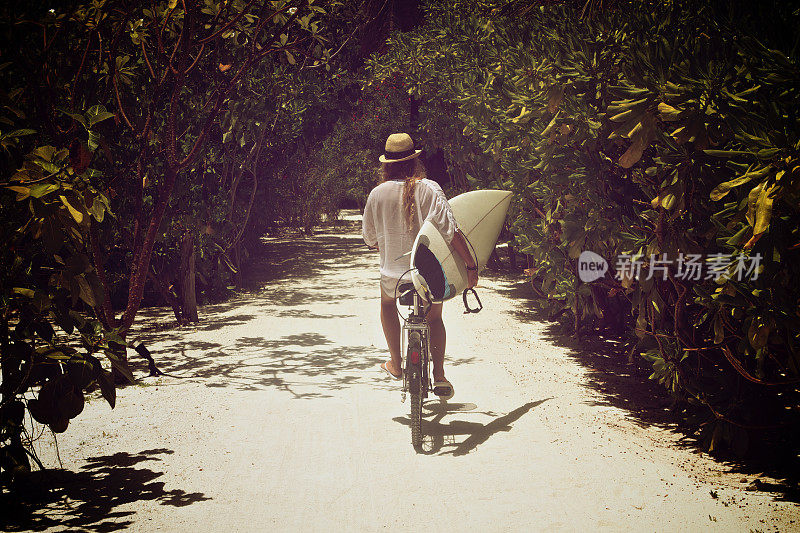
[{"left": 362, "top": 133, "right": 478, "bottom": 400}]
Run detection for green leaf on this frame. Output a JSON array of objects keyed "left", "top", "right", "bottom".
[
  {"left": 609, "top": 107, "right": 639, "bottom": 123},
  {"left": 60, "top": 388, "right": 85, "bottom": 419},
  {"left": 752, "top": 183, "right": 777, "bottom": 235},
  {"left": 220, "top": 253, "right": 238, "bottom": 274},
  {"left": 748, "top": 317, "right": 770, "bottom": 349},
  {"left": 98, "top": 369, "right": 116, "bottom": 408},
  {"left": 59, "top": 110, "right": 87, "bottom": 128},
  {"left": 75, "top": 275, "right": 96, "bottom": 307},
  {"left": 745, "top": 182, "right": 764, "bottom": 227},
  {"left": 709, "top": 167, "right": 770, "bottom": 201},
  {"left": 90, "top": 197, "right": 105, "bottom": 222},
  {"left": 610, "top": 86, "right": 650, "bottom": 98},
  {"left": 547, "top": 84, "right": 565, "bottom": 113},
  {"left": 541, "top": 112, "right": 559, "bottom": 136},
  {"left": 53, "top": 308, "right": 75, "bottom": 335},
  {"left": 713, "top": 315, "right": 724, "bottom": 344},
  {"left": 43, "top": 351, "right": 71, "bottom": 361},
  {"left": 757, "top": 148, "right": 780, "bottom": 160},
  {"left": 30, "top": 183, "right": 59, "bottom": 198},
  {"left": 511, "top": 106, "right": 531, "bottom": 124},
  {"left": 65, "top": 254, "right": 91, "bottom": 275},
  {"left": 60, "top": 195, "right": 84, "bottom": 224},
  {"left": 13, "top": 287, "right": 34, "bottom": 298},
  {"left": 87, "top": 106, "right": 115, "bottom": 126},
  {"left": 657, "top": 102, "right": 682, "bottom": 121},
  {"left": 104, "top": 330, "right": 127, "bottom": 346},
  {"left": 619, "top": 113, "right": 656, "bottom": 168},
  {"left": 8, "top": 128, "right": 36, "bottom": 137},
  {"left": 88, "top": 130, "right": 100, "bottom": 152},
  {"left": 703, "top": 149, "right": 754, "bottom": 158},
  {"left": 27, "top": 398, "right": 54, "bottom": 425},
  {"left": 67, "top": 359, "right": 93, "bottom": 389},
  {"left": 49, "top": 416, "right": 69, "bottom": 433},
  {"left": 104, "top": 349, "right": 135, "bottom": 383},
  {"left": 7, "top": 185, "right": 31, "bottom": 200},
  {"left": 35, "top": 320, "right": 55, "bottom": 343},
  {"left": 661, "top": 193, "right": 676, "bottom": 210}
]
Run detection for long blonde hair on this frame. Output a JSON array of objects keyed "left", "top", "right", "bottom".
[{"left": 380, "top": 158, "right": 426, "bottom": 230}]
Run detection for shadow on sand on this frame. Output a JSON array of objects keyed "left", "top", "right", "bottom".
[
  {"left": 486, "top": 274, "right": 800, "bottom": 503},
  {"left": 133, "top": 233, "right": 376, "bottom": 328},
  {"left": 128, "top": 329, "right": 478, "bottom": 399},
  {"left": 0, "top": 449, "right": 209, "bottom": 532},
  {"left": 240, "top": 234, "right": 375, "bottom": 291},
  {"left": 126, "top": 234, "right": 389, "bottom": 397},
  {"left": 393, "top": 399, "right": 550, "bottom": 456}
]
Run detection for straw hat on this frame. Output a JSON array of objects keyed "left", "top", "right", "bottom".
[{"left": 378, "top": 133, "right": 423, "bottom": 163}]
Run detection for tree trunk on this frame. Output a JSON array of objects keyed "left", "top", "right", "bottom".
[
  {"left": 179, "top": 230, "right": 199, "bottom": 323},
  {"left": 120, "top": 166, "right": 180, "bottom": 333},
  {"left": 487, "top": 248, "right": 502, "bottom": 270},
  {"left": 110, "top": 341, "right": 132, "bottom": 385},
  {"left": 508, "top": 243, "right": 518, "bottom": 270},
  {"left": 89, "top": 220, "right": 119, "bottom": 329},
  {"left": 233, "top": 243, "right": 243, "bottom": 288},
  {"left": 147, "top": 267, "right": 185, "bottom": 325},
  {"left": 1, "top": 317, "right": 13, "bottom": 405}
]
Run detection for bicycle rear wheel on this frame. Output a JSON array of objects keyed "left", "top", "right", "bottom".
[
  {"left": 407, "top": 331, "right": 424, "bottom": 448},
  {"left": 409, "top": 364, "right": 422, "bottom": 448}
]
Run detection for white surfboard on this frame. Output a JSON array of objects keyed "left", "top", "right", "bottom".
[{"left": 410, "top": 189, "right": 512, "bottom": 302}]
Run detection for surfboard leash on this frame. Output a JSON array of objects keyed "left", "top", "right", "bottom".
[
  {"left": 458, "top": 230, "right": 483, "bottom": 314},
  {"left": 462, "top": 288, "right": 482, "bottom": 314}
]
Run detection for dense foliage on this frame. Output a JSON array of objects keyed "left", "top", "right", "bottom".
[
  {"left": 0, "top": 0, "right": 337, "bottom": 486},
  {"left": 367, "top": 0, "right": 800, "bottom": 453}
]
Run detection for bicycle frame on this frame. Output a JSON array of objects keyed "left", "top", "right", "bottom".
[{"left": 401, "top": 290, "right": 430, "bottom": 402}]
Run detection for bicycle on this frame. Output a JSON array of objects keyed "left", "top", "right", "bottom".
[
  {"left": 395, "top": 281, "right": 481, "bottom": 448},
  {"left": 396, "top": 281, "right": 433, "bottom": 448}
]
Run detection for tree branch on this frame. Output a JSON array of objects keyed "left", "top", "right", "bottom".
[
  {"left": 90, "top": 219, "right": 120, "bottom": 329},
  {"left": 720, "top": 345, "right": 800, "bottom": 386},
  {"left": 157, "top": 5, "right": 176, "bottom": 57},
  {"left": 113, "top": 72, "right": 135, "bottom": 131},
  {"left": 141, "top": 38, "right": 156, "bottom": 79},
  {"left": 70, "top": 31, "right": 94, "bottom": 108},
  {"left": 183, "top": 42, "right": 205, "bottom": 75}
]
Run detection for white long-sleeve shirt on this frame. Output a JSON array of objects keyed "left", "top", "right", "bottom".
[{"left": 362, "top": 178, "right": 457, "bottom": 285}]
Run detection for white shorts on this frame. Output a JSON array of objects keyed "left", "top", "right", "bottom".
[{"left": 380, "top": 275, "right": 411, "bottom": 299}]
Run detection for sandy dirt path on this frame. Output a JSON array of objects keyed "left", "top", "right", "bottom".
[{"left": 19, "top": 227, "right": 800, "bottom": 532}]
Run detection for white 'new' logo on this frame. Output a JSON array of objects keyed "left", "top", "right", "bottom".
[{"left": 578, "top": 251, "right": 608, "bottom": 283}]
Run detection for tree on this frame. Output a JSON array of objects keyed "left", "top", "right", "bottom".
[
  {"left": 366, "top": 0, "right": 800, "bottom": 454},
  {"left": 0, "top": 0, "right": 332, "bottom": 485}
]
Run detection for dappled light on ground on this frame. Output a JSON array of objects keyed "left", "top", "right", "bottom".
[
  {"left": 20, "top": 229, "right": 798, "bottom": 531},
  {"left": 1, "top": 449, "right": 208, "bottom": 532}
]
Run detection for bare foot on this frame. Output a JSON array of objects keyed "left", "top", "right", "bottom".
[{"left": 381, "top": 360, "right": 402, "bottom": 379}]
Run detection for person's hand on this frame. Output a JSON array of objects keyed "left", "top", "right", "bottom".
[{"left": 466, "top": 265, "right": 478, "bottom": 288}]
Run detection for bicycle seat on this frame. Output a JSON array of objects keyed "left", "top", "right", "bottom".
[{"left": 397, "top": 282, "right": 416, "bottom": 306}]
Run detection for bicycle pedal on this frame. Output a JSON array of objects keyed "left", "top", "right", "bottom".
[{"left": 433, "top": 385, "right": 453, "bottom": 397}]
